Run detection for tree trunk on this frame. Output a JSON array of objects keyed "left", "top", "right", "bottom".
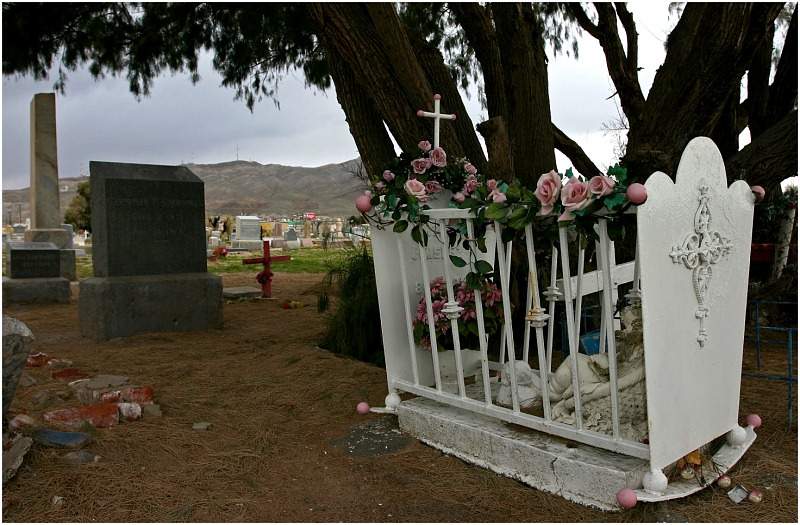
[{"left": 624, "top": 3, "right": 784, "bottom": 181}]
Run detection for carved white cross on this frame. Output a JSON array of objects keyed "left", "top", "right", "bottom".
[
  {"left": 669, "top": 184, "right": 733, "bottom": 347},
  {"left": 416, "top": 94, "right": 456, "bottom": 149}
]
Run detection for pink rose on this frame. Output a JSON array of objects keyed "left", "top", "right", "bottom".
[
  {"left": 383, "top": 170, "right": 395, "bottom": 182},
  {"left": 411, "top": 158, "right": 431, "bottom": 175},
  {"left": 535, "top": 170, "right": 562, "bottom": 216},
  {"left": 491, "top": 191, "right": 507, "bottom": 203},
  {"left": 486, "top": 179, "right": 498, "bottom": 192},
  {"left": 588, "top": 175, "right": 615, "bottom": 197},
  {"left": 430, "top": 147, "right": 447, "bottom": 168},
  {"left": 453, "top": 191, "right": 466, "bottom": 203},
  {"left": 464, "top": 163, "right": 477, "bottom": 176},
  {"left": 425, "top": 180, "right": 443, "bottom": 194},
  {"left": 418, "top": 140, "right": 432, "bottom": 152},
  {"left": 463, "top": 175, "right": 479, "bottom": 195},
  {"left": 405, "top": 178, "right": 428, "bottom": 200},
  {"left": 559, "top": 177, "right": 591, "bottom": 221}
]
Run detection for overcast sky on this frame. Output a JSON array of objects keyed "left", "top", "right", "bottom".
[{"left": 3, "top": 4, "right": 687, "bottom": 190}]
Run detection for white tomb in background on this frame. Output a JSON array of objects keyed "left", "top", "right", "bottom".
[
  {"left": 233, "top": 215, "right": 262, "bottom": 250},
  {"left": 370, "top": 138, "right": 761, "bottom": 509}
]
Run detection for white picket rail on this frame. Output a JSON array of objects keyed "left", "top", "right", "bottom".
[{"left": 378, "top": 206, "right": 649, "bottom": 459}]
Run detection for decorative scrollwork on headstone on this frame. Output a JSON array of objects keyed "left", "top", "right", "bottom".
[{"left": 669, "top": 184, "right": 733, "bottom": 347}]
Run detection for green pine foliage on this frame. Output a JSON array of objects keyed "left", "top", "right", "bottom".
[
  {"left": 317, "top": 245, "right": 384, "bottom": 366},
  {"left": 64, "top": 180, "right": 91, "bottom": 232}
]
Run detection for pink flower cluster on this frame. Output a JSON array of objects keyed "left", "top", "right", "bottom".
[
  {"left": 405, "top": 143, "right": 449, "bottom": 201},
  {"left": 454, "top": 164, "right": 482, "bottom": 203},
  {"left": 534, "top": 170, "right": 617, "bottom": 221},
  {"left": 414, "top": 277, "right": 503, "bottom": 349}
]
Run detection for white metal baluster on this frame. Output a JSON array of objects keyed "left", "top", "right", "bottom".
[
  {"left": 558, "top": 226, "right": 583, "bottom": 429},
  {"left": 598, "top": 219, "right": 621, "bottom": 438},
  {"left": 396, "top": 236, "right": 419, "bottom": 385},
  {"left": 495, "top": 223, "right": 519, "bottom": 412},
  {"left": 573, "top": 242, "right": 586, "bottom": 349},
  {"left": 419, "top": 242, "right": 443, "bottom": 392},
  {"left": 497, "top": 240, "right": 513, "bottom": 374},
  {"left": 466, "top": 218, "right": 492, "bottom": 406},
  {"left": 440, "top": 219, "right": 466, "bottom": 398},
  {"left": 524, "top": 224, "right": 552, "bottom": 421},
  {"left": 522, "top": 263, "right": 533, "bottom": 364},
  {"left": 545, "top": 245, "right": 559, "bottom": 372}
]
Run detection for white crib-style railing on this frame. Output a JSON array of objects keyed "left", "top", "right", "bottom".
[{"left": 379, "top": 207, "right": 649, "bottom": 459}]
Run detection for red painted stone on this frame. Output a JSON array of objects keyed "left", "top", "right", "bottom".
[
  {"left": 43, "top": 403, "right": 120, "bottom": 430},
  {"left": 26, "top": 352, "right": 50, "bottom": 368},
  {"left": 99, "top": 386, "right": 154, "bottom": 405},
  {"left": 52, "top": 368, "right": 90, "bottom": 382}
]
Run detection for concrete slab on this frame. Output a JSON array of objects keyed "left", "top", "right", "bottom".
[
  {"left": 2, "top": 277, "right": 70, "bottom": 306},
  {"left": 398, "top": 391, "right": 649, "bottom": 510},
  {"left": 223, "top": 286, "right": 263, "bottom": 299},
  {"left": 330, "top": 417, "right": 414, "bottom": 458}
]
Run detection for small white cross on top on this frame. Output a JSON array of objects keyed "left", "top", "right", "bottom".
[{"left": 416, "top": 94, "right": 456, "bottom": 149}]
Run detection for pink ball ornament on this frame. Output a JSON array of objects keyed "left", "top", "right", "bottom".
[
  {"left": 748, "top": 489, "right": 763, "bottom": 503},
  {"left": 356, "top": 402, "right": 370, "bottom": 415},
  {"left": 751, "top": 185, "right": 765, "bottom": 203},
  {"left": 616, "top": 488, "right": 637, "bottom": 509},
  {"left": 746, "top": 413, "right": 762, "bottom": 429},
  {"left": 416, "top": 109, "right": 424, "bottom": 117},
  {"left": 355, "top": 194, "right": 373, "bottom": 214},
  {"left": 434, "top": 93, "right": 442, "bottom": 100},
  {"left": 627, "top": 183, "right": 648, "bottom": 205},
  {"left": 716, "top": 475, "right": 732, "bottom": 489}
]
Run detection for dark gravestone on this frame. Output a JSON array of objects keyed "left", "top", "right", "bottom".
[
  {"left": 79, "top": 162, "right": 222, "bottom": 340},
  {"left": 90, "top": 162, "right": 207, "bottom": 277},
  {"left": 284, "top": 229, "right": 298, "bottom": 242},
  {"left": 7, "top": 243, "right": 60, "bottom": 278}
]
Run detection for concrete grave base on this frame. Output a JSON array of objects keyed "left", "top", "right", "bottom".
[
  {"left": 397, "top": 395, "right": 649, "bottom": 511},
  {"left": 2, "top": 277, "right": 71, "bottom": 306},
  {"left": 232, "top": 239, "right": 264, "bottom": 251},
  {"left": 223, "top": 286, "right": 263, "bottom": 299},
  {"left": 78, "top": 273, "right": 223, "bottom": 341},
  {"left": 24, "top": 228, "right": 71, "bottom": 249},
  {"left": 60, "top": 249, "right": 77, "bottom": 281}
]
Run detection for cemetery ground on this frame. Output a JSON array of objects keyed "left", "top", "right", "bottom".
[{"left": 3, "top": 267, "right": 796, "bottom": 522}]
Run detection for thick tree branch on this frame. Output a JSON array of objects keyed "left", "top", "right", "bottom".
[
  {"left": 551, "top": 124, "right": 603, "bottom": 179},
  {"left": 448, "top": 2, "right": 507, "bottom": 119},
  {"left": 768, "top": 6, "right": 798, "bottom": 122},
  {"left": 747, "top": 19, "right": 775, "bottom": 138},
  {"left": 726, "top": 109, "right": 797, "bottom": 192},
  {"left": 567, "top": 3, "right": 645, "bottom": 126}
]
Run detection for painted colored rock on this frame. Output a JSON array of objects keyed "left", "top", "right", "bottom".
[
  {"left": 61, "top": 450, "right": 101, "bottom": 465},
  {"left": 9, "top": 414, "right": 36, "bottom": 431},
  {"left": 100, "top": 386, "right": 154, "bottom": 405},
  {"left": 32, "top": 429, "right": 93, "bottom": 449},
  {"left": 26, "top": 352, "right": 49, "bottom": 368},
  {"left": 52, "top": 368, "right": 90, "bottom": 382},
  {"left": 117, "top": 402, "right": 142, "bottom": 421},
  {"left": 43, "top": 403, "right": 119, "bottom": 430}
]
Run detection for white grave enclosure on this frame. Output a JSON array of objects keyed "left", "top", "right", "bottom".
[{"left": 371, "top": 138, "right": 760, "bottom": 509}]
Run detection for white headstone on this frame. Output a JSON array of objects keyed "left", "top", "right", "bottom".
[
  {"left": 637, "top": 137, "right": 755, "bottom": 470},
  {"left": 235, "top": 216, "right": 261, "bottom": 241}
]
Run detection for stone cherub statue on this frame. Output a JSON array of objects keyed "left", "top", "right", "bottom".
[{"left": 497, "top": 304, "right": 648, "bottom": 440}]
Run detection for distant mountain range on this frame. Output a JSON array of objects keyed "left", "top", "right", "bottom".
[{"left": 2, "top": 159, "right": 368, "bottom": 223}]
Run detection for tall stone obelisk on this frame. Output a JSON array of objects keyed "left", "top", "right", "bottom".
[{"left": 24, "top": 93, "right": 70, "bottom": 248}]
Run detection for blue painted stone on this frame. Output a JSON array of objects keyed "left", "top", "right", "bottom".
[{"left": 32, "top": 429, "right": 92, "bottom": 449}]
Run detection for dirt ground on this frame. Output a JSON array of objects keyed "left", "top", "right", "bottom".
[{"left": 3, "top": 271, "right": 797, "bottom": 522}]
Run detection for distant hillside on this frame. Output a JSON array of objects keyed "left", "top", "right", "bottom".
[{"left": 2, "top": 159, "right": 368, "bottom": 222}]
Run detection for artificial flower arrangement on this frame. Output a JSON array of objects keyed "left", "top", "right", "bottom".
[
  {"left": 355, "top": 139, "right": 648, "bottom": 289},
  {"left": 413, "top": 277, "right": 503, "bottom": 351}
]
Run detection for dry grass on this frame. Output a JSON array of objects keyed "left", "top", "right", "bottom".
[{"left": 2, "top": 272, "right": 796, "bottom": 522}]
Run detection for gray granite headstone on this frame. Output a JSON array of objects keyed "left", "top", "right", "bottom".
[
  {"left": 284, "top": 229, "right": 298, "bottom": 242},
  {"left": 89, "top": 161, "right": 207, "bottom": 277},
  {"left": 7, "top": 242, "right": 60, "bottom": 278},
  {"left": 235, "top": 216, "right": 261, "bottom": 241}
]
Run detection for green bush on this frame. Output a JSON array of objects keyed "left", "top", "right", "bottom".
[{"left": 317, "top": 245, "right": 384, "bottom": 366}]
